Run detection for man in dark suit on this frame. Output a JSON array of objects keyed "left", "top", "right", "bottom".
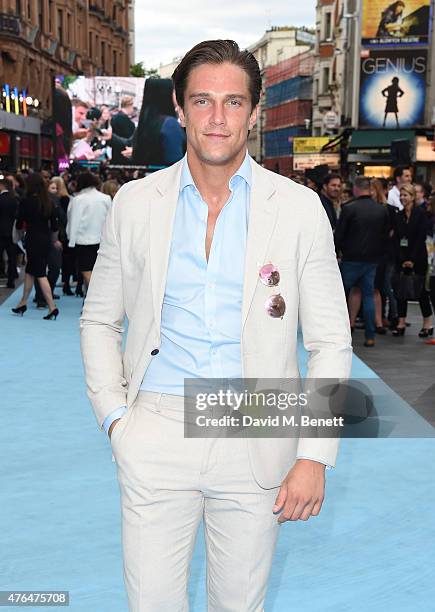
[
  {"left": 319, "top": 173, "right": 342, "bottom": 230},
  {"left": 0, "top": 177, "right": 19, "bottom": 288}
]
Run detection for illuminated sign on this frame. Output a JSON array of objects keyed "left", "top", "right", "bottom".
[{"left": 1, "top": 84, "right": 38, "bottom": 116}]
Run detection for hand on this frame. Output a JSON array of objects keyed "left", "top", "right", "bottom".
[
  {"left": 53, "top": 240, "right": 63, "bottom": 251},
  {"left": 273, "top": 459, "right": 325, "bottom": 523},
  {"left": 108, "top": 418, "right": 121, "bottom": 440},
  {"left": 101, "top": 127, "right": 112, "bottom": 140},
  {"left": 402, "top": 261, "right": 414, "bottom": 268},
  {"left": 73, "top": 128, "right": 88, "bottom": 139},
  {"left": 121, "top": 146, "right": 133, "bottom": 158}
]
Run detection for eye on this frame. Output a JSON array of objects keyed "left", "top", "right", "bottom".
[
  {"left": 195, "top": 99, "right": 208, "bottom": 106},
  {"left": 228, "top": 99, "right": 241, "bottom": 106}
]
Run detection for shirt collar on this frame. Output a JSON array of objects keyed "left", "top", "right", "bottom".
[{"left": 180, "top": 150, "right": 252, "bottom": 193}]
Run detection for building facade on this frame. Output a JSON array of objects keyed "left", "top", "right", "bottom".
[
  {"left": 312, "top": 0, "right": 435, "bottom": 182},
  {"left": 248, "top": 26, "right": 314, "bottom": 162},
  {"left": 262, "top": 51, "right": 314, "bottom": 175},
  {"left": 0, "top": 0, "right": 131, "bottom": 170}
]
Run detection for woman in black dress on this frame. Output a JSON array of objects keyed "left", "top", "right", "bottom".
[
  {"left": 12, "top": 173, "right": 60, "bottom": 320},
  {"left": 382, "top": 77, "right": 404, "bottom": 128},
  {"left": 392, "top": 183, "right": 431, "bottom": 335}
]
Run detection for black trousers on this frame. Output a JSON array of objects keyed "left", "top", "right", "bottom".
[
  {"left": 61, "top": 244, "right": 77, "bottom": 284},
  {"left": 0, "top": 236, "right": 17, "bottom": 284},
  {"left": 397, "top": 283, "right": 434, "bottom": 319}
]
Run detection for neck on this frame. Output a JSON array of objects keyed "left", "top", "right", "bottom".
[
  {"left": 322, "top": 189, "right": 333, "bottom": 201},
  {"left": 186, "top": 147, "right": 247, "bottom": 208}
]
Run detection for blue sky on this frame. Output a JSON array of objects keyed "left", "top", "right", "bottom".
[{"left": 134, "top": 1, "right": 317, "bottom": 68}]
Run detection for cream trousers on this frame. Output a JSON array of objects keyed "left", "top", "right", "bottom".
[{"left": 110, "top": 390, "right": 281, "bottom": 612}]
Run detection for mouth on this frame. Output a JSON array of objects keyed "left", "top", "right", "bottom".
[{"left": 204, "top": 133, "right": 231, "bottom": 139}]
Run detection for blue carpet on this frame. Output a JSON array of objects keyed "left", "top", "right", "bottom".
[{"left": 1, "top": 288, "right": 434, "bottom": 611}]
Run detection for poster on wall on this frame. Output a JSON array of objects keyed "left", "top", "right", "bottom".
[
  {"left": 53, "top": 75, "right": 185, "bottom": 170},
  {"left": 361, "top": 0, "right": 431, "bottom": 46},
  {"left": 359, "top": 49, "right": 427, "bottom": 128}
]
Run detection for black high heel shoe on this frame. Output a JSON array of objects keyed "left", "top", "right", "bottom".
[
  {"left": 43, "top": 308, "right": 59, "bottom": 320},
  {"left": 11, "top": 305, "right": 27, "bottom": 316},
  {"left": 392, "top": 326, "right": 406, "bottom": 337},
  {"left": 63, "top": 283, "right": 73, "bottom": 296},
  {"left": 75, "top": 286, "right": 84, "bottom": 297},
  {"left": 418, "top": 327, "right": 434, "bottom": 338}
]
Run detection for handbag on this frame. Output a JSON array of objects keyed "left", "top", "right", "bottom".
[
  {"left": 392, "top": 269, "right": 424, "bottom": 301},
  {"left": 12, "top": 219, "right": 25, "bottom": 245}
]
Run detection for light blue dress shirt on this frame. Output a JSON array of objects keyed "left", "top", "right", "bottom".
[{"left": 102, "top": 153, "right": 331, "bottom": 470}]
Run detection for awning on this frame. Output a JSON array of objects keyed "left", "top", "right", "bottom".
[
  {"left": 348, "top": 129, "right": 416, "bottom": 163},
  {"left": 349, "top": 130, "right": 415, "bottom": 150}
]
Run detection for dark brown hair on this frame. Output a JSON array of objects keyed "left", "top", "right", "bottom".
[
  {"left": 76, "top": 171, "right": 100, "bottom": 192},
  {"left": 25, "top": 172, "right": 52, "bottom": 217},
  {"left": 172, "top": 39, "right": 261, "bottom": 110}
]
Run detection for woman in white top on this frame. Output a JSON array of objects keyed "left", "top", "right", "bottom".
[{"left": 66, "top": 172, "right": 111, "bottom": 290}]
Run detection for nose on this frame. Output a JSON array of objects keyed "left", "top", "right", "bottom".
[{"left": 209, "top": 101, "right": 225, "bottom": 126}]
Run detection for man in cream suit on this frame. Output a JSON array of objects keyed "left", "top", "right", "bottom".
[{"left": 80, "top": 40, "right": 352, "bottom": 611}]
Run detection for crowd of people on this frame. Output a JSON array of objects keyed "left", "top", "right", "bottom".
[
  {"left": 0, "top": 166, "right": 129, "bottom": 320},
  {"left": 1, "top": 162, "right": 434, "bottom": 346},
  {"left": 55, "top": 77, "right": 186, "bottom": 168},
  {"left": 299, "top": 165, "right": 435, "bottom": 347}
]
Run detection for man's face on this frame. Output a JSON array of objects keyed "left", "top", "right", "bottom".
[
  {"left": 324, "top": 178, "right": 342, "bottom": 201},
  {"left": 399, "top": 169, "right": 412, "bottom": 185},
  {"left": 177, "top": 62, "right": 258, "bottom": 166},
  {"left": 415, "top": 184, "right": 424, "bottom": 203},
  {"left": 41, "top": 170, "right": 50, "bottom": 185},
  {"left": 6, "top": 174, "right": 17, "bottom": 188},
  {"left": 74, "top": 105, "right": 87, "bottom": 124}
]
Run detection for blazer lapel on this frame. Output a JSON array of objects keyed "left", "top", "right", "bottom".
[
  {"left": 241, "top": 161, "right": 278, "bottom": 330},
  {"left": 148, "top": 161, "right": 183, "bottom": 329}
]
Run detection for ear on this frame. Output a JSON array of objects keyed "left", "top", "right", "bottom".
[
  {"left": 174, "top": 92, "right": 186, "bottom": 128},
  {"left": 177, "top": 104, "right": 186, "bottom": 128},
  {"left": 248, "top": 104, "right": 258, "bottom": 131}
]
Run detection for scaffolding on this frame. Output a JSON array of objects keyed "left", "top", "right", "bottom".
[{"left": 264, "top": 51, "right": 314, "bottom": 88}]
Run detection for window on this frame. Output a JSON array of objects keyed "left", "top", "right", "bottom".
[
  {"left": 38, "top": 0, "right": 44, "bottom": 29},
  {"left": 322, "top": 67, "right": 330, "bottom": 93},
  {"left": 112, "top": 50, "right": 116, "bottom": 73},
  {"left": 324, "top": 12, "right": 332, "bottom": 40},
  {"left": 101, "top": 41, "right": 106, "bottom": 69},
  {"left": 48, "top": 0, "right": 52, "bottom": 33},
  {"left": 67, "top": 13, "right": 72, "bottom": 46},
  {"left": 89, "top": 31, "right": 93, "bottom": 57},
  {"left": 57, "top": 9, "right": 63, "bottom": 44}
]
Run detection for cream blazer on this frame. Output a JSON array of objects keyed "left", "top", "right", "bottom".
[{"left": 80, "top": 157, "right": 352, "bottom": 489}]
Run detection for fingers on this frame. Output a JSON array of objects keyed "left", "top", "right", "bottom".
[
  {"left": 277, "top": 495, "right": 324, "bottom": 523},
  {"left": 272, "top": 486, "right": 287, "bottom": 513}
]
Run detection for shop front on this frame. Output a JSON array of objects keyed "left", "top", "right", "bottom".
[
  {"left": 293, "top": 136, "right": 340, "bottom": 174},
  {"left": 0, "top": 109, "right": 42, "bottom": 172},
  {"left": 347, "top": 129, "right": 416, "bottom": 178}
]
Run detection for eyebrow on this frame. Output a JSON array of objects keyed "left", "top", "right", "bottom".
[{"left": 189, "top": 92, "right": 248, "bottom": 101}]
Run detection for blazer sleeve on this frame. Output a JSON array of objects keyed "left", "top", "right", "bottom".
[
  {"left": 79, "top": 192, "right": 128, "bottom": 430},
  {"left": 66, "top": 197, "right": 80, "bottom": 247},
  {"left": 296, "top": 193, "right": 353, "bottom": 467}
]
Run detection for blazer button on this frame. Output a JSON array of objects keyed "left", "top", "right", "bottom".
[{"left": 151, "top": 349, "right": 159, "bottom": 356}]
